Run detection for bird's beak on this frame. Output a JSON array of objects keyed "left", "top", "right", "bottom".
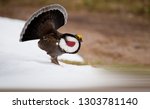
[{"left": 76, "top": 34, "right": 83, "bottom": 42}]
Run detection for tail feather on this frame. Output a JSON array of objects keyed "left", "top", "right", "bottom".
[{"left": 20, "top": 4, "right": 68, "bottom": 42}]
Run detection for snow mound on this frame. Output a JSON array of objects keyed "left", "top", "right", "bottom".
[
  {"left": 0, "top": 17, "right": 131, "bottom": 90},
  {"left": 59, "top": 54, "right": 84, "bottom": 62}
]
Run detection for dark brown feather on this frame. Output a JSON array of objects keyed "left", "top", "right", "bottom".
[{"left": 20, "top": 4, "right": 68, "bottom": 41}]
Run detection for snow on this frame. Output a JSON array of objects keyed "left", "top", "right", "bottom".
[{"left": 0, "top": 17, "right": 135, "bottom": 90}]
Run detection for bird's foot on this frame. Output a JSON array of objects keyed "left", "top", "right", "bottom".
[{"left": 51, "top": 58, "right": 60, "bottom": 65}]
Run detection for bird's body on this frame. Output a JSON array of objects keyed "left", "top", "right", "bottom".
[
  {"left": 38, "top": 33, "right": 62, "bottom": 64},
  {"left": 20, "top": 4, "right": 82, "bottom": 65}
]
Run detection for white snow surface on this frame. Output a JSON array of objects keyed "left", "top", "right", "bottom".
[{"left": 0, "top": 17, "right": 133, "bottom": 90}]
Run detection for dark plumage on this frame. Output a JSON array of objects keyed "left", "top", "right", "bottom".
[{"left": 20, "top": 4, "right": 82, "bottom": 65}]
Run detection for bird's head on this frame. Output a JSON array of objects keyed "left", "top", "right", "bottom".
[
  {"left": 58, "top": 33, "right": 83, "bottom": 54},
  {"left": 75, "top": 34, "right": 83, "bottom": 42}
]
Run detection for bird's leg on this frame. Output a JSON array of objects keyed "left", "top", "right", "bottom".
[{"left": 51, "top": 56, "right": 59, "bottom": 65}]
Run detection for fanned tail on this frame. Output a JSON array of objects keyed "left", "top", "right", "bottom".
[{"left": 20, "top": 4, "right": 68, "bottom": 42}]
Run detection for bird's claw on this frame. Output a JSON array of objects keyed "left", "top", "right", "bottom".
[{"left": 51, "top": 58, "right": 60, "bottom": 65}]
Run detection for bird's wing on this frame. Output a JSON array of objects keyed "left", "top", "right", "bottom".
[{"left": 20, "top": 4, "right": 68, "bottom": 42}]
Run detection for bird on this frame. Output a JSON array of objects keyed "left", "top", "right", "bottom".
[{"left": 20, "top": 4, "right": 83, "bottom": 65}]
